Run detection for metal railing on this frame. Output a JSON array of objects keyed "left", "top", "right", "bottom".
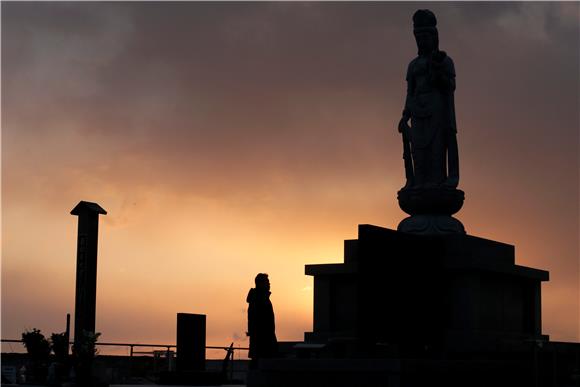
[
  {"left": 1, "top": 338, "right": 248, "bottom": 356},
  {"left": 1, "top": 339, "right": 249, "bottom": 381}
]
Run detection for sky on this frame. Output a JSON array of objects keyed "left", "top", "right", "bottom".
[{"left": 2, "top": 2, "right": 579, "bottom": 355}]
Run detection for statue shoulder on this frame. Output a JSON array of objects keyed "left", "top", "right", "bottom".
[
  {"left": 444, "top": 54, "right": 455, "bottom": 69},
  {"left": 406, "top": 56, "right": 421, "bottom": 79},
  {"left": 408, "top": 56, "right": 421, "bottom": 67},
  {"left": 444, "top": 55, "right": 455, "bottom": 68},
  {"left": 438, "top": 52, "right": 456, "bottom": 76}
]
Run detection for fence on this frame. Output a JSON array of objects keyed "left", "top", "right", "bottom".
[
  {"left": 1, "top": 339, "right": 249, "bottom": 381},
  {"left": 2, "top": 339, "right": 248, "bottom": 356}
]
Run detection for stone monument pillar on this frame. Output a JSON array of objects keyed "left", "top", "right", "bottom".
[{"left": 70, "top": 201, "right": 107, "bottom": 346}]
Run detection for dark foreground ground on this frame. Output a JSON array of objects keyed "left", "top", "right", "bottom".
[{"left": 1, "top": 353, "right": 249, "bottom": 386}]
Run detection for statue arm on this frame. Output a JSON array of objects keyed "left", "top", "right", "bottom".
[
  {"left": 399, "top": 62, "right": 414, "bottom": 132},
  {"left": 431, "top": 54, "right": 456, "bottom": 93},
  {"left": 446, "top": 57, "right": 457, "bottom": 132},
  {"left": 403, "top": 62, "right": 414, "bottom": 118},
  {"left": 450, "top": 92, "right": 457, "bottom": 133},
  {"left": 403, "top": 83, "right": 413, "bottom": 118}
]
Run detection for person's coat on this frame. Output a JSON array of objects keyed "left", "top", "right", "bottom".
[{"left": 247, "top": 288, "right": 278, "bottom": 359}]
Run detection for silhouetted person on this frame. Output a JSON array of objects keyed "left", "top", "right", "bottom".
[
  {"left": 246, "top": 273, "right": 278, "bottom": 367},
  {"left": 398, "top": 9, "right": 459, "bottom": 189}
]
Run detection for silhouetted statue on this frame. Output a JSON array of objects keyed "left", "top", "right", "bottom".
[
  {"left": 246, "top": 273, "right": 278, "bottom": 366},
  {"left": 396, "top": 10, "right": 465, "bottom": 234},
  {"left": 398, "top": 9, "right": 459, "bottom": 189}
]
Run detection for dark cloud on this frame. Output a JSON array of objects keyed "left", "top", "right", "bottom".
[
  {"left": 2, "top": 2, "right": 577, "bottom": 207},
  {"left": 2, "top": 2, "right": 578, "bottom": 340}
]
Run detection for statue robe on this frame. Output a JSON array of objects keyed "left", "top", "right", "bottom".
[{"left": 404, "top": 52, "right": 458, "bottom": 187}]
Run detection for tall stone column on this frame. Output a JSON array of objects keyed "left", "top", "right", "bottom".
[{"left": 70, "top": 201, "right": 107, "bottom": 346}]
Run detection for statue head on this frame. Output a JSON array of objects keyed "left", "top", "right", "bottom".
[{"left": 413, "top": 9, "right": 439, "bottom": 56}]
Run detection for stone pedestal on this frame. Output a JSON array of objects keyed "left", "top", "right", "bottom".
[
  {"left": 247, "top": 225, "right": 580, "bottom": 387},
  {"left": 305, "top": 225, "right": 548, "bottom": 355},
  {"left": 397, "top": 187, "right": 465, "bottom": 234}
]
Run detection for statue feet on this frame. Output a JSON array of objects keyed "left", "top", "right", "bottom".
[{"left": 443, "top": 176, "right": 459, "bottom": 188}]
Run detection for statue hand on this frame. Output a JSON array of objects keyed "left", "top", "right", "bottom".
[{"left": 398, "top": 116, "right": 410, "bottom": 134}]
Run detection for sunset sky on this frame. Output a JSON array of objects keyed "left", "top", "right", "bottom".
[{"left": 2, "top": 2, "right": 579, "bottom": 355}]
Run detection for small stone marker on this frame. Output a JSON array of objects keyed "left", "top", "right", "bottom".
[{"left": 176, "top": 313, "right": 207, "bottom": 372}]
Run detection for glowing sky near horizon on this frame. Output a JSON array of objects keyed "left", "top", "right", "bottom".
[{"left": 2, "top": 2, "right": 579, "bottom": 353}]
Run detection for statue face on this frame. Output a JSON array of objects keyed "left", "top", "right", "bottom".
[{"left": 414, "top": 29, "right": 436, "bottom": 55}]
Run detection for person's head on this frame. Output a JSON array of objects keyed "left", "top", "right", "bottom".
[
  {"left": 413, "top": 9, "right": 439, "bottom": 56},
  {"left": 255, "top": 273, "right": 270, "bottom": 291}
]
